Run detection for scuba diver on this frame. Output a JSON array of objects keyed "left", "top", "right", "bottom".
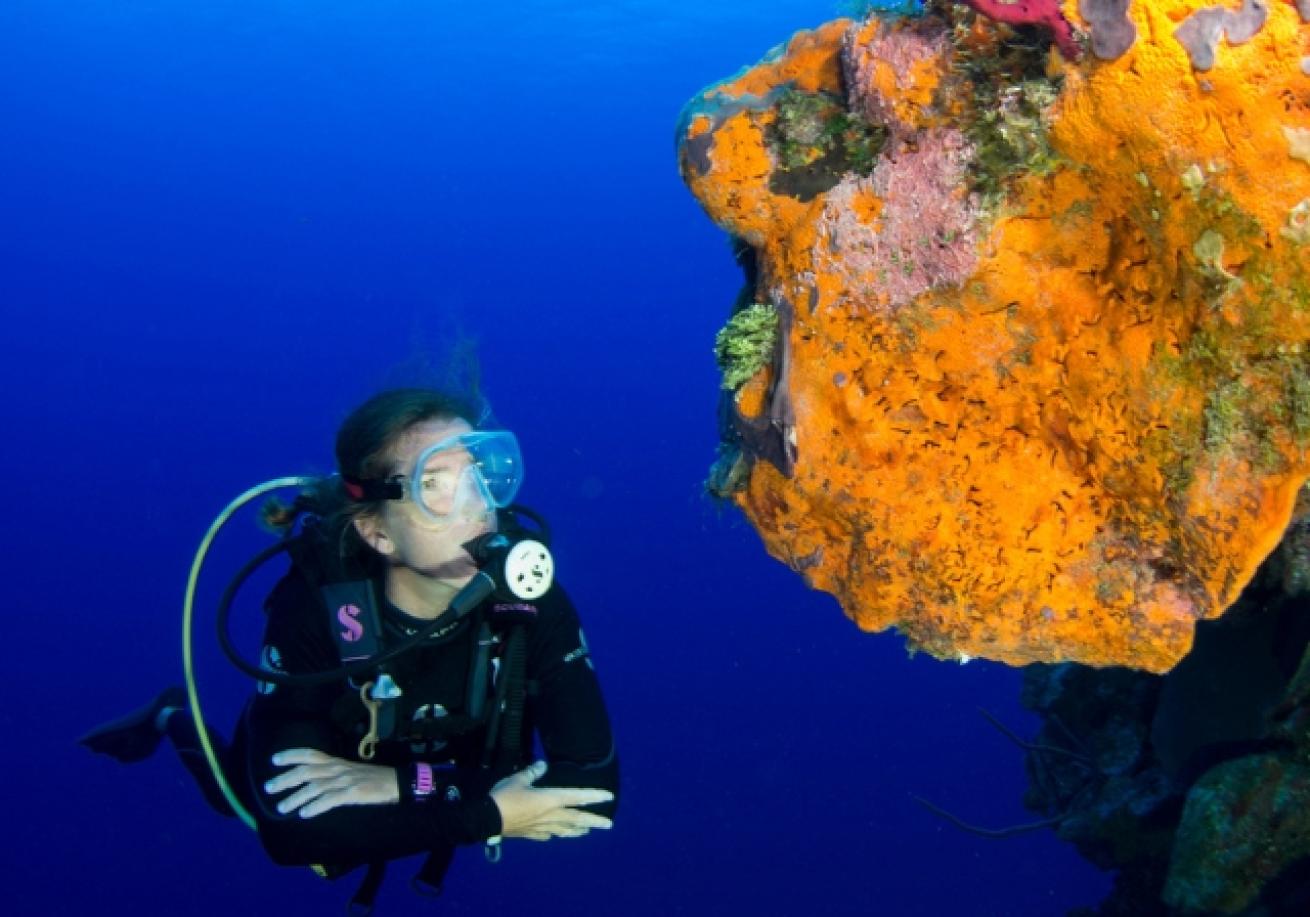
[{"left": 79, "top": 388, "right": 619, "bottom": 912}]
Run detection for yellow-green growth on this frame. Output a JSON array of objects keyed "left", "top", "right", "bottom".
[{"left": 716, "top": 303, "right": 779, "bottom": 390}]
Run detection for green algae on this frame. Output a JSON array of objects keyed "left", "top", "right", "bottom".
[{"left": 715, "top": 302, "right": 779, "bottom": 390}]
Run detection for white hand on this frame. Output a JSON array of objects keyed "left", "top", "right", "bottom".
[
  {"left": 264, "top": 748, "right": 400, "bottom": 818},
  {"left": 490, "top": 760, "right": 615, "bottom": 841}
]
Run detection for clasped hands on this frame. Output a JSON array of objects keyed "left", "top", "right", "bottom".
[{"left": 265, "top": 749, "right": 613, "bottom": 840}]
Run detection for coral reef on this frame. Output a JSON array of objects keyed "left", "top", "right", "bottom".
[
  {"left": 678, "top": 0, "right": 1310, "bottom": 671},
  {"left": 1014, "top": 546, "right": 1310, "bottom": 914}
]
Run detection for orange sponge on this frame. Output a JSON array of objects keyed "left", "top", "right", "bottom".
[{"left": 680, "top": 2, "right": 1310, "bottom": 672}]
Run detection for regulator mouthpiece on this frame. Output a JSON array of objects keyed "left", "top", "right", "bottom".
[{"left": 463, "top": 533, "right": 554, "bottom": 602}]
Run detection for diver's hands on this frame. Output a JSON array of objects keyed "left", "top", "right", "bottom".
[
  {"left": 490, "top": 760, "right": 614, "bottom": 841},
  {"left": 265, "top": 748, "right": 400, "bottom": 818},
  {"left": 263, "top": 751, "right": 615, "bottom": 837}
]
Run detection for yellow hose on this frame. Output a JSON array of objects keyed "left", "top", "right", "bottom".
[{"left": 182, "top": 476, "right": 315, "bottom": 831}]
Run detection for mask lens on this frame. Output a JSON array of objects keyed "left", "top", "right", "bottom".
[
  {"left": 409, "top": 431, "right": 522, "bottom": 525},
  {"left": 415, "top": 464, "right": 463, "bottom": 517},
  {"left": 467, "top": 432, "right": 522, "bottom": 506}
]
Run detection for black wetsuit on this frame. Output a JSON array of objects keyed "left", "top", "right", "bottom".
[{"left": 184, "top": 565, "right": 618, "bottom": 875}]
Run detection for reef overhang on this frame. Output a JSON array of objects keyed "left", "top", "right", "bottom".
[{"left": 681, "top": 1, "right": 1310, "bottom": 672}]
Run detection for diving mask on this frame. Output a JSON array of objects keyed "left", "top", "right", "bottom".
[{"left": 346, "top": 430, "right": 524, "bottom": 526}]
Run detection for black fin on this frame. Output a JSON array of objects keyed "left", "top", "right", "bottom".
[{"left": 78, "top": 686, "right": 187, "bottom": 763}]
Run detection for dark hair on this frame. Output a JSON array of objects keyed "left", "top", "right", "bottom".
[
  {"left": 260, "top": 388, "right": 483, "bottom": 555},
  {"left": 335, "top": 388, "right": 482, "bottom": 483}
]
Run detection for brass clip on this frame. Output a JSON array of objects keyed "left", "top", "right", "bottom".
[{"left": 358, "top": 680, "right": 380, "bottom": 760}]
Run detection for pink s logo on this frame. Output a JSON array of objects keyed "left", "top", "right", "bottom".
[{"left": 338, "top": 604, "right": 364, "bottom": 643}]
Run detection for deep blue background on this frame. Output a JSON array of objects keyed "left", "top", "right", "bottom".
[{"left": 2, "top": 2, "right": 1110, "bottom": 913}]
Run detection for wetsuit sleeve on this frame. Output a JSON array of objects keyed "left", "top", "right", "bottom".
[
  {"left": 527, "top": 587, "right": 620, "bottom": 818},
  {"left": 244, "top": 570, "right": 502, "bottom": 867}
]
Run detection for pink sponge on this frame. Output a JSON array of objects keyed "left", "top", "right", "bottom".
[{"left": 960, "top": 0, "right": 1082, "bottom": 59}]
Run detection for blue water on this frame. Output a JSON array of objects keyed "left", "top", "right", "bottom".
[{"left": 3, "top": 2, "right": 1110, "bottom": 913}]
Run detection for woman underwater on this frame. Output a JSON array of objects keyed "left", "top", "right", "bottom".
[{"left": 81, "top": 388, "right": 619, "bottom": 909}]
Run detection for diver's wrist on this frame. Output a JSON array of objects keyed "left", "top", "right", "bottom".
[{"left": 413, "top": 762, "right": 437, "bottom": 799}]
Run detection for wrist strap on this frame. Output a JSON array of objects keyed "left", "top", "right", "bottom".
[{"left": 413, "top": 762, "right": 436, "bottom": 799}]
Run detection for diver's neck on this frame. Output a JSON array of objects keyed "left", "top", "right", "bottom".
[{"left": 384, "top": 566, "right": 477, "bottom": 621}]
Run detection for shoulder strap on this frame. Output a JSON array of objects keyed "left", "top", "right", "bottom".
[
  {"left": 482, "top": 624, "right": 531, "bottom": 771},
  {"left": 283, "top": 523, "right": 386, "bottom": 668}
]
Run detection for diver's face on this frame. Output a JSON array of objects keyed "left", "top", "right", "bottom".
[{"left": 373, "top": 418, "right": 496, "bottom": 577}]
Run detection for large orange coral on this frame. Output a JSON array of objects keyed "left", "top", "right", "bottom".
[{"left": 680, "top": 1, "right": 1310, "bottom": 672}]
